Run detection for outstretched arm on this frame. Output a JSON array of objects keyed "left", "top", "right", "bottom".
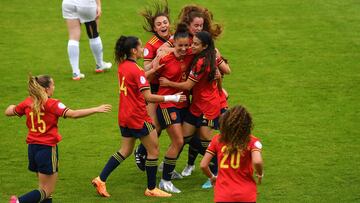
[
  {"left": 159, "top": 77, "right": 195, "bottom": 91},
  {"left": 65, "top": 104, "right": 111, "bottom": 119}
]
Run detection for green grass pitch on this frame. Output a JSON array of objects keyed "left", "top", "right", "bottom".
[{"left": 1, "top": 0, "right": 360, "bottom": 202}]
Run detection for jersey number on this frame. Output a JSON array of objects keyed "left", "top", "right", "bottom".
[
  {"left": 29, "top": 112, "right": 46, "bottom": 133},
  {"left": 219, "top": 146, "right": 241, "bottom": 169},
  {"left": 119, "top": 76, "right": 127, "bottom": 96}
]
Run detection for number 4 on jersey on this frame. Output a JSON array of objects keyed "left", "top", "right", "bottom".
[{"left": 119, "top": 76, "right": 127, "bottom": 96}]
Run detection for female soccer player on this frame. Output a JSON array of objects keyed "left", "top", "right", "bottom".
[
  {"left": 6, "top": 75, "right": 111, "bottom": 203},
  {"left": 91, "top": 35, "right": 186, "bottom": 198},
  {"left": 159, "top": 31, "right": 221, "bottom": 173},
  {"left": 200, "top": 105, "right": 264, "bottom": 203},
  {"left": 62, "top": 0, "right": 112, "bottom": 80},
  {"left": 154, "top": 23, "right": 194, "bottom": 193},
  {"left": 134, "top": 0, "right": 172, "bottom": 171}
]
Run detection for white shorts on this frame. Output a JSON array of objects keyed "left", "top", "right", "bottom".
[{"left": 62, "top": 3, "right": 97, "bottom": 23}]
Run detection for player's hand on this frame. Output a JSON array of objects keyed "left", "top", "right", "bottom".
[
  {"left": 256, "top": 173, "right": 263, "bottom": 185},
  {"left": 159, "top": 77, "right": 170, "bottom": 86},
  {"left": 175, "top": 92, "right": 187, "bottom": 102},
  {"left": 96, "top": 104, "right": 112, "bottom": 113},
  {"left": 210, "top": 175, "right": 217, "bottom": 186},
  {"left": 96, "top": 6, "right": 102, "bottom": 19},
  {"left": 152, "top": 55, "right": 165, "bottom": 71},
  {"left": 215, "top": 69, "right": 221, "bottom": 79}
]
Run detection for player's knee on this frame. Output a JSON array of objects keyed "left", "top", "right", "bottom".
[
  {"left": 172, "top": 138, "right": 184, "bottom": 151},
  {"left": 84, "top": 20, "right": 99, "bottom": 39},
  {"left": 147, "top": 145, "right": 159, "bottom": 157}
]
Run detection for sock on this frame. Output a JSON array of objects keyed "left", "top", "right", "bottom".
[
  {"left": 145, "top": 158, "right": 158, "bottom": 190},
  {"left": 137, "top": 144, "right": 147, "bottom": 157},
  {"left": 67, "top": 40, "right": 80, "bottom": 75},
  {"left": 41, "top": 195, "right": 52, "bottom": 203},
  {"left": 18, "top": 189, "right": 46, "bottom": 203},
  {"left": 89, "top": 36, "right": 103, "bottom": 67},
  {"left": 162, "top": 157, "right": 177, "bottom": 181},
  {"left": 199, "top": 139, "right": 211, "bottom": 155},
  {"left": 187, "top": 135, "right": 201, "bottom": 165},
  {"left": 209, "top": 156, "right": 218, "bottom": 175},
  {"left": 99, "top": 152, "right": 125, "bottom": 182}
]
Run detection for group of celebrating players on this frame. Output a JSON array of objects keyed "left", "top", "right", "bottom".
[{"left": 5, "top": 1, "right": 264, "bottom": 203}]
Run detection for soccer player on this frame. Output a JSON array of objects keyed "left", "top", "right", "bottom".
[
  {"left": 62, "top": 0, "right": 112, "bottom": 80},
  {"left": 154, "top": 23, "right": 195, "bottom": 193},
  {"left": 5, "top": 75, "right": 112, "bottom": 203},
  {"left": 183, "top": 53, "right": 231, "bottom": 189},
  {"left": 134, "top": 0, "right": 172, "bottom": 171},
  {"left": 159, "top": 31, "right": 221, "bottom": 176},
  {"left": 200, "top": 105, "right": 264, "bottom": 203},
  {"left": 91, "top": 35, "right": 186, "bottom": 198}
]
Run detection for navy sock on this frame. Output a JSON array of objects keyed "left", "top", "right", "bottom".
[
  {"left": 41, "top": 195, "right": 52, "bottom": 203},
  {"left": 199, "top": 139, "right": 211, "bottom": 155},
  {"left": 99, "top": 152, "right": 125, "bottom": 182},
  {"left": 137, "top": 144, "right": 147, "bottom": 156},
  {"left": 19, "top": 189, "right": 46, "bottom": 203},
  {"left": 188, "top": 135, "right": 201, "bottom": 165},
  {"left": 162, "top": 157, "right": 177, "bottom": 181},
  {"left": 145, "top": 158, "right": 158, "bottom": 190},
  {"left": 209, "top": 156, "right": 218, "bottom": 175}
]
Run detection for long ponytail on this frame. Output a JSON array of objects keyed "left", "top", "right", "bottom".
[{"left": 28, "top": 75, "right": 51, "bottom": 115}]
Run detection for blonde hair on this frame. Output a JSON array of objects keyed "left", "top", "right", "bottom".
[{"left": 28, "top": 75, "right": 52, "bottom": 115}]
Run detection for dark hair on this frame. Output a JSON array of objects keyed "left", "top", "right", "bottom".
[
  {"left": 28, "top": 74, "right": 52, "bottom": 115},
  {"left": 190, "top": 31, "right": 216, "bottom": 81},
  {"left": 219, "top": 105, "right": 253, "bottom": 154},
  {"left": 178, "top": 5, "right": 222, "bottom": 39},
  {"left": 114, "top": 36, "right": 140, "bottom": 63},
  {"left": 174, "top": 23, "right": 189, "bottom": 40},
  {"left": 141, "top": 0, "right": 170, "bottom": 34}
]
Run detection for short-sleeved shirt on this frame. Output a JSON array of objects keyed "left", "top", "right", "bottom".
[
  {"left": 157, "top": 51, "right": 194, "bottom": 109},
  {"left": 143, "top": 34, "right": 169, "bottom": 85},
  {"left": 118, "top": 59, "right": 152, "bottom": 129},
  {"left": 206, "top": 134, "right": 262, "bottom": 202},
  {"left": 14, "top": 97, "right": 69, "bottom": 146},
  {"left": 188, "top": 58, "right": 221, "bottom": 120}
]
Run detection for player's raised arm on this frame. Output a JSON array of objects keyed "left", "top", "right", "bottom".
[{"left": 64, "top": 104, "right": 111, "bottom": 119}]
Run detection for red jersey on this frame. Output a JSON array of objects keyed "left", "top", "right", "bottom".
[
  {"left": 219, "top": 88, "right": 228, "bottom": 110},
  {"left": 118, "top": 59, "right": 152, "bottom": 129},
  {"left": 207, "top": 134, "right": 262, "bottom": 202},
  {"left": 14, "top": 97, "right": 69, "bottom": 146},
  {"left": 143, "top": 34, "right": 168, "bottom": 85},
  {"left": 157, "top": 52, "right": 194, "bottom": 109},
  {"left": 188, "top": 58, "right": 220, "bottom": 120}
]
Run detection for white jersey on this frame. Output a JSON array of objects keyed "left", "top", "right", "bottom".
[{"left": 62, "top": 0, "right": 97, "bottom": 7}]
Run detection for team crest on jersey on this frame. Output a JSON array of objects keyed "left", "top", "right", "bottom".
[
  {"left": 140, "top": 76, "right": 146, "bottom": 84},
  {"left": 170, "top": 112, "right": 177, "bottom": 121},
  {"left": 58, "top": 102, "right": 66, "bottom": 109},
  {"left": 254, "top": 141, "right": 262, "bottom": 149},
  {"left": 144, "top": 48, "right": 149, "bottom": 57}
]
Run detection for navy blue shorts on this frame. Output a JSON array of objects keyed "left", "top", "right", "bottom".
[
  {"left": 28, "top": 144, "right": 58, "bottom": 175},
  {"left": 156, "top": 106, "right": 187, "bottom": 129},
  {"left": 184, "top": 111, "right": 219, "bottom": 129},
  {"left": 120, "top": 121, "right": 155, "bottom": 139}
]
